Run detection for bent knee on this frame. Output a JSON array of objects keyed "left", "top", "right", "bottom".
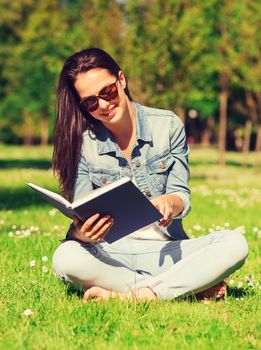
[
  {"left": 52, "top": 241, "right": 72, "bottom": 279},
  {"left": 222, "top": 230, "right": 249, "bottom": 263},
  {"left": 52, "top": 240, "right": 98, "bottom": 287}
]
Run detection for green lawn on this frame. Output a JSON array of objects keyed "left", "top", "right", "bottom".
[{"left": 0, "top": 145, "right": 260, "bottom": 350}]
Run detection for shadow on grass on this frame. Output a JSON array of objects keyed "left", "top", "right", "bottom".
[
  {"left": 66, "top": 284, "right": 84, "bottom": 298},
  {"left": 0, "top": 187, "right": 56, "bottom": 210},
  {"left": 180, "top": 286, "right": 252, "bottom": 304},
  {"left": 226, "top": 286, "right": 252, "bottom": 298},
  {"left": 0, "top": 159, "right": 51, "bottom": 169}
]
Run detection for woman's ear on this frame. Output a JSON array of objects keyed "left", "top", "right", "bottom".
[{"left": 118, "top": 71, "right": 127, "bottom": 89}]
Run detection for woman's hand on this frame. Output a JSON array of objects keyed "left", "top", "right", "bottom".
[
  {"left": 150, "top": 194, "right": 183, "bottom": 228},
  {"left": 72, "top": 213, "right": 114, "bottom": 243}
]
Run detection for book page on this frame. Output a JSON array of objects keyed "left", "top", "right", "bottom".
[{"left": 27, "top": 183, "right": 71, "bottom": 207}]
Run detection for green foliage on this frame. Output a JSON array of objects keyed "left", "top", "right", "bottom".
[
  {"left": 0, "top": 0, "right": 260, "bottom": 143},
  {"left": 0, "top": 0, "right": 126, "bottom": 144}
]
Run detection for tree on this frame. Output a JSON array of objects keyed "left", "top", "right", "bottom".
[
  {"left": 0, "top": 0, "right": 127, "bottom": 144},
  {"left": 194, "top": 0, "right": 261, "bottom": 164},
  {"left": 0, "top": 0, "right": 36, "bottom": 143},
  {"left": 124, "top": 0, "right": 204, "bottom": 121},
  {"left": 233, "top": 0, "right": 261, "bottom": 167}
]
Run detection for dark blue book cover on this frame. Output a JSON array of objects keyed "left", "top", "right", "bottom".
[
  {"left": 74, "top": 179, "right": 162, "bottom": 243},
  {"left": 28, "top": 178, "right": 162, "bottom": 243}
]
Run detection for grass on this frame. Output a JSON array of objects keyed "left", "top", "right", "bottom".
[{"left": 0, "top": 145, "right": 260, "bottom": 350}]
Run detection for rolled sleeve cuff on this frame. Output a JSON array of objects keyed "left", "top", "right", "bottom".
[{"left": 173, "top": 192, "right": 191, "bottom": 219}]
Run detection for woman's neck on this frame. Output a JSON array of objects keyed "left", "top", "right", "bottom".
[
  {"left": 109, "top": 100, "right": 136, "bottom": 140},
  {"left": 109, "top": 100, "right": 137, "bottom": 162}
]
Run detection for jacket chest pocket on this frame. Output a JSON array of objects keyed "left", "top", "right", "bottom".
[
  {"left": 89, "top": 168, "right": 120, "bottom": 189},
  {"left": 146, "top": 154, "right": 175, "bottom": 193}
]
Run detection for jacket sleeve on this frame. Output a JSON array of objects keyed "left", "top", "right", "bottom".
[
  {"left": 73, "top": 153, "right": 93, "bottom": 201},
  {"left": 166, "top": 115, "right": 191, "bottom": 218}
]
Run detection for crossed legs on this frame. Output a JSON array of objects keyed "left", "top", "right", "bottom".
[{"left": 52, "top": 230, "right": 248, "bottom": 301}]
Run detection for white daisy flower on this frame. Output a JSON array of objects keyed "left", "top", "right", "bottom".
[
  {"left": 23, "top": 309, "right": 34, "bottom": 317},
  {"left": 193, "top": 225, "right": 202, "bottom": 231},
  {"left": 29, "top": 260, "right": 36, "bottom": 267}
]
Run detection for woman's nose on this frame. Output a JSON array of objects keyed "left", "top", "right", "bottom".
[{"left": 98, "top": 98, "right": 110, "bottom": 110}]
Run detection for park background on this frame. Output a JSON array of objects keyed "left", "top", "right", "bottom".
[{"left": 0, "top": 1, "right": 260, "bottom": 349}]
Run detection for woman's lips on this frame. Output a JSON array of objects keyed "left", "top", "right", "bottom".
[{"left": 101, "top": 105, "right": 117, "bottom": 118}]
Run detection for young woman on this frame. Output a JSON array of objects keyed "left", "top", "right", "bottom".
[{"left": 52, "top": 48, "right": 248, "bottom": 301}]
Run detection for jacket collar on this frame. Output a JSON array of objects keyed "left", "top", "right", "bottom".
[
  {"left": 95, "top": 102, "right": 152, "bottom": 155},
  {"left": 135, "top": 102, "right": 153, "bottom": 144}
]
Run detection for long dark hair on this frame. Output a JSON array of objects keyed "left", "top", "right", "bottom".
[{"left": 52, "top": 48, "right": 132, "bottom": 200}]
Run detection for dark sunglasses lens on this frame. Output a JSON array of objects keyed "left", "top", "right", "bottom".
[
  {"left": 81, "top": 97, "right": 98, "bottom": 112},
  {"left": 87, "top": 101, "right": 99, "bottom": 112},
  {"left": 100, "top": 84, "right": 118, "bottom": 101},
  {"left": 80, "top": 83, "right": 118, "bottom": 112}
]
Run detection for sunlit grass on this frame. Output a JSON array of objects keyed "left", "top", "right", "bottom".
[{"left": 0, "top": 145, "right": 260, "bottom": 350}]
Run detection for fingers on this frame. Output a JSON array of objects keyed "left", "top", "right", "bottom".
[
  {"left": 150, "top": 198, "right": 164, "bottom": 216},
  {"left": 83, "top": 215, "right": 111, "bottom": 237},
  {"left": 159, "top": 210, "right": 173, "bottom": 227},
  {"left": 155, "top": 202, "right": 173, "bottom": 227},
  {"left": 80, "top": 213, "right": 100, "bottom": 233},
  {"left": 163, "top": 203, "right": 170, "bottom": 221},
  {"left": 73, "top": 214, "right": 114, "bottom": 242},
  {"left": 160, "top": 217, "right": 173, "bottom": 228},
  {"left": 91, "top": 219, "right": 114, "bottom": 242}
]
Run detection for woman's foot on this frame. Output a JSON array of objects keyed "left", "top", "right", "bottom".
[
  {"left": 83, "top": 282, "right": 226, "bottom": 302},
  {"left": 83, "top": 286, "right": 157, "bottom": 302},
  {"left": 195, "top": 282, "right": 227, "bottom": 300}
]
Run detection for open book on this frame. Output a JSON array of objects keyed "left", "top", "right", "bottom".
[{"left": 27, "top": 177, "right": 162, "bottom": 243}]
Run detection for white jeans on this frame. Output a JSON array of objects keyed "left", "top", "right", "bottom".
[{"left": 52, "top": 230, "right": 248, "bottom": 300}]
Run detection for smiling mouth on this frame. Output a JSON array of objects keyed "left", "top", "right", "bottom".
[{"left": 100, "top": 105, "right": 116, "bottom": 116}]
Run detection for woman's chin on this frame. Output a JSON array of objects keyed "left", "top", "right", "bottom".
[{"left": 101, "top": 106, "right": 119, "bottom": 123}]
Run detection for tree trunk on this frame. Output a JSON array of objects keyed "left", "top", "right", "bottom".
[
  {"left": 242, "top": 120, "right": 252, "bottom": 168},
  {"left": 253, "top": 125, "right": 261, "bottom": 173},
  {"left": 200, "top": 117, "right": 214, "bottom": 147},
  {"left": 21, "top": 111, "right": 33, "bottom": 146},
  {"left": 245, "top": 91, "right": 257, "bottom": 125},
  {"left": 176, "top": 107, "right": 185, "bottom": 123},
  {"left": 40, "top": 115, "right": 49, "bottom": 146},
  {"left": 23, "top": 135, "right": 33, "bottom": 146},
  {"left": 244, "top": 91, "right": 261, "bottom": 172},
  {"left": 218, "top": 87, "right": 228, "bottom": 166},
  {"left": 200, "top": 129, "right": 210, "bottom": 147}
]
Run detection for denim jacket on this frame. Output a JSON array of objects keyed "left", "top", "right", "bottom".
[{"left": 71, "top": 103, "right": 191, "bottom": 240}]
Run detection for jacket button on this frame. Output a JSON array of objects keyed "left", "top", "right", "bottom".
[
  {"left": 145, "top": 191, "right": 152, "bottom": 197},
  {"left": 135, "top": 160, "right": 141, "bottom": 167},
  {"left": 159, "top": 161, "right": 166, "bottom": 169},
  {"left": 101, "top": 176, "right": 107, "bottom": 184}
]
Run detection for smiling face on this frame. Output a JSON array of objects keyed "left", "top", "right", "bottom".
[{"left": 74, "top": 68, "right": 129, "bottom": 127}]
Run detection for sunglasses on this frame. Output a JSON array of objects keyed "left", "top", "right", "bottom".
[{"left": 79, "top": 80, "right": 118, "bottom": 112}]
